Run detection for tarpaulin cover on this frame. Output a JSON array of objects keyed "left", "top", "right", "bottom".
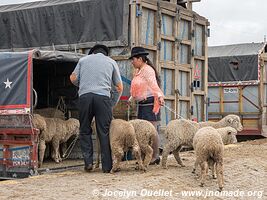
[
  {"left": 0, "top": 52, "right": 32, "bottom": 109},
  {"left": 0, "top": 0, "right": 129, "bottom": 51},
  {"left": 34, "top": 50, "right": 85, "bottom": 62},
  {"left": 208, "top": 55, "right": 258, "bottom": 82},
  {"left": 208, "top": 43, "right": 266, "bottom": 82}
]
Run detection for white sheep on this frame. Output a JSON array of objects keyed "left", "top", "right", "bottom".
[
  {"left": 192, "top": 126, "right": 237, "bottom": 191},
  {"left": 161, "top": 114, "right": 243, "bottom": 168},
  {"left": 129, "top": 119, "right": 158, "bottom": 169},
  {"left": 192, "top": 126, "right": 237, "bottom": 178},
  {"left": 32, "top": 114, "right": 79, "bottom": 167},
  {"left": 109, "top": 119, "right": 145, "bottom": 173}
]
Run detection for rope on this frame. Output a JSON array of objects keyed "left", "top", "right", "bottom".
[
  {"left": 62, "top": 134, "right": 79, "bottom": 160},
  {"left": 162, "top": 104, "right": 184, "bottom": 120}
]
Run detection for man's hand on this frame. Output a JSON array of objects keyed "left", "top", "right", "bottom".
[{"left": 70, "top": 73, "right": 78, "bottom": 86}]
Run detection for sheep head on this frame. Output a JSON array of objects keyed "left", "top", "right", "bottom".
[
  {"left": 225, "top": 127, "right": 238, "bottom": 144},
  {"left": 224, "top": 115, "right": 243, "bottom": 131},
  {"left": 67, "top": 118, "right": 80, "bottom": 136}
]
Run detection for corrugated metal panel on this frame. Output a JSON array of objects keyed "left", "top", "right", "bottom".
[
  {"left": 161, "top": 14, "right": 173, "bottom": 36},
  {"left": 178, "top": 44, "right": 190, "bottom": 64},
  {"left": 208, "top": 87, "right": 220, "bottom": 113},
  {"left": 195, "top": 24, "right": 204, "bottom": 56},
  {"left": 223, "top": 88, "right": 239, "bottom": 112},
  {"left": 147, "top": 50, "right": 156, "bottom": 66},
  {"left": 141, "top": 8, "right": 155, "bottom": 46},
  {"left": 117, "top": 60, "right": 132, "bottom": 97},
  {"left": 161, "top": 68, "right": 174, "bottom": 96},
  {"left": 193, "top": 95, "right": 203, "bottom": 121},
  {"left": 243, "top": 86, "right": 259, "bottom": 112},
  {"left": 179, "top": 101, "right": 189, "bottom": 119},
  {"left": 178, "top": 70, "right": 189, "bottom": 96},
  {"left": 160, "top": 40, "right": 173, "bottom": 61},
  {"left": 161, "top": 100, "right": 172, "bottom": 126},
  {"left": 178, "top": 19, "right": 190, "bottom": 40}
]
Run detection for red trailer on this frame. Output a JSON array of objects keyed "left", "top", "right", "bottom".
[{"left": 0, "top": 51, "right": 40, "bottom": 179}]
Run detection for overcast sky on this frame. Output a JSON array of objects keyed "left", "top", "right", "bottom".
[{"left": 0, "top": 0, "right": 266, "bottom": 46}]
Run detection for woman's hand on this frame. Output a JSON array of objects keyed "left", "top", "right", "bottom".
[{"left": 159, "top": 96, "right": 164, "bottom": 106}]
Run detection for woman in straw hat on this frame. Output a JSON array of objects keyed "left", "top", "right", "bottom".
[{"left": 129, "top": 46, "right": 164, "bottom": 165}]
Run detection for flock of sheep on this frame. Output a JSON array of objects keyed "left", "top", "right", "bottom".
[{"left": 32, "top": 108, "right": 243, "bottom": 191}]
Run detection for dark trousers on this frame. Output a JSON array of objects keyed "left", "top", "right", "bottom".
[{"left": 78, "top": 93, "right": 112, "bottom": 172}]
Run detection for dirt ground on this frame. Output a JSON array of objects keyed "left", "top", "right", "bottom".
[{"left": 0, "top": 138, "right": 266, "bottom": 200}]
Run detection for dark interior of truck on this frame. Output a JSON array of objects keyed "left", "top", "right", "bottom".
[{"left": 32, "top": 59, "right": 79, "bottom": 115}]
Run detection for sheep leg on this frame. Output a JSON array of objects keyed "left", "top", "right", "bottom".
[
  {"left": 142, "top": 146, "right": 153, "bottom": 169},
  {"left": 38, "top": 139, "right": 46, "bottom": 167},
  {"left": 173, "top": 146, "right": 185, "bottom": 167},
  {"left": 216, "top": 161, "right": 224, "bottom": 191},
  {"left": 192, "top": 156, "right": 200, "bottom": 174},
  {"left": 208, "top": 159, "right": 216, "bottom": 179},
  {"left": 161, "top": 142, "right": 176, "bottom": 169},
  {"left": 111, "top": 148, "right": 124, "bottom": 173},
  {"left": 51, "top": 139, "right": 61, "bottom": 163},
  {"left": 61, "top": 142, "right": 67, "bottom": 159},
  {"left": 132, "top": 145, "right": 146, "bottom": 172},
  {"left": 200, "top": 161, "right": 208, "bottom": 187}
]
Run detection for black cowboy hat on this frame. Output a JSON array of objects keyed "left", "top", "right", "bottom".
[
  {"left": 129, "top": 46, "right": 149, "bottom": 59},
  {"left": 88, "top": 44, "right": 109, "bottom": 55}
]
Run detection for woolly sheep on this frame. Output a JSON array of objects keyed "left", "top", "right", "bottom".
[
  {"left": 129, "top": 119, "right": 158, "bottom": 169},
  {"left": 161, "top": 114, "right": 243, "bottom": 168},
  {"left": 192, "top": 126, "right": 237, "bottom": 178},
  {"left": 109, "top": 119, "right": 145, "bottom": 173},
  {"left": 192, "top": 126, "right": 236, "bottom": 191},
  {"left": 32, "top": 114, "right": 79, "bottom": 167}
]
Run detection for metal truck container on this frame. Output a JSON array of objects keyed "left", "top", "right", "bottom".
[{"left": 208, "top": 43, "right": 267, "bottom": 137}]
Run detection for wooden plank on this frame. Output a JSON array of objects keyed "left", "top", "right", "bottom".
[
  {"left": 161, "top": 8, "right": 176, "bottom": 16},
  {"left": 164, "top": 95, "right": 175, "bottom": 100},
  {"left": 203, "top": 21, "right": 208, "bottom": 121},
  {"left": 142, "top": 2, "right": 157, "bottom": 11},
  {"left": 160, "top": 61, "right": 175, "bottom": 68},
  {"left": 130, "top": 3, "right": 137, "bottom": 47},
  {"left": 239, "top": 86, "right": 243, "bottom": 113},
  {"left": 179, "top": 96, "right": 191, "bottom": 101},
  {"left": 193, "top": 91, "right": 205, "bottom": 95},
  {"left": 219, "top": 86, "right": 224, "bottom": 113},
  {"left": 142, "top": 44, "right": 157, "bottom": 51},
  {"left": 179, "top": 14, "right": 193, "bottom": 22},
  {"left": 161, "top": 35, "right": 175, "bottom": 41},
  {"left": 180, "top": 40, "right": 191, "bottom": 45},
  {"left": 178, "top": 64, "right": 191, "bottom": 71},
  {"left": 194, "top": 55, "right": 205, "bottom": 61}
]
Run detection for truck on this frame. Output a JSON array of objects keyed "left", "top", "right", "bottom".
[
  {"left": 208, "top": 42, "right": 267, "bottom": 137},
  {"left": 0, "top": 0, "right": 209, "bottom": 178}
]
